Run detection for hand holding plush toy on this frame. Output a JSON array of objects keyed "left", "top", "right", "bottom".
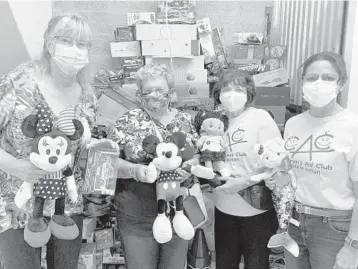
[
  {"left": 193, "top": 110, "right": 231, "bottom": 177},
  {"left": 14, "top": 104, "right": 83, "bottom": 248},
  {"left": 250, "top": 137, "right": 299, "bottom": 258}
]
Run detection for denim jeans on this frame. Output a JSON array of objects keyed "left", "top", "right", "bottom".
[
  {"left": 0, "top": 214, "right": 83, "bottom": 269},
  {"left": 284, "top": 209, "right": 351, "bottom": 269},
  {"left": 117, "top": 211, "right": 189, "bottom": 269}
]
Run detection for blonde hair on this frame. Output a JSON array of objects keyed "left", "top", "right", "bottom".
[
  {"left": 136, "top": 63, "right": 175, "bottom": 92},
  {"left": 36, "top": 14, "right": 92, "bottom": 90}
]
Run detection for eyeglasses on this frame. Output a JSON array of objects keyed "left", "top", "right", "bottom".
[
  {"left": 142, "top": 87, "right": 169, "bottom": 97},
  {"left": 55, "top": 37, "right": 90, "bottom": 50},
  {"left": 303, "top": 73, "right": 339, "bottom": 83}
]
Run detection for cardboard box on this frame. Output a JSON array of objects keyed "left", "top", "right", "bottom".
[
  {"left": 174, "top": 69, "right": 207, "bottom": 84},
  {"left": 173, "top": 97, "right": 215, "bottom": 111},
  {"left": 255, "top": 105, "right": 286, "bottom": 125},
  {"left": 135, "top": 24, "right": 197, "bottom": 40},
  {"left": 78, "top": 243, "right": 96, "bottom": 269},
  {"left": 255, "top": 86, "right": 290, "bottom": 106},
  {"left": 196, "top": 18, "right": 216, "bottom": 64},
  {"left": 228, "top": 45, "right": 265, "bottom": 62},
  {"left": 83, "top": 217, "right": 97, "bottom": 240},
  {"left": 212, "top": 28, "right": 228, "bottom": 68},
  {"left": 95, "top": 229, "right": 114, "bottom": 251},
  {"left": 175, "top": 83, "right": 209, "bottom": 98},
  {"left": 102, "top": 248, "right": 125, "bottom": 265},
  {"left": 252, "top": 68, "right": 289, "bottom": 87},
  {"left": 145, "top": 55, "right": 204, "bottom": 70},
  {"left": 83, "top": 142, "right": 118, "bottom": 195},
  {"left": 262, "top": 45, "right": 287, "bottom": 72},
  {"left": 127, "top": 12, "right": 155, "bottom": 26},
  {"left": 96, "top": 251, "right": 103, "bottom": 269},
  {"left": 114, "top": 27, "right": 134, "bottom": 42},
  {"left": 156, "top": 0, "right": 196, "bottom": 24},
  {"left": 141, "top": 39, "right": 199, "bottom": 57},
  {"left": 110, "top": 41, "right": 141, "bottom": 58},
  {"left": 232, "top": 32, "right": 264, "bottom": 44},
  {"left": 228, "top": 44, "right": 287, "bottom": 72}
]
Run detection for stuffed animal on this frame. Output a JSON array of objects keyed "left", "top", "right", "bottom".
[
  {"left": 15, "top": 104, "right": 84, "bottom": 248},
  {"left": 142, "top": 132, "right": 214, "bottom": 244},
  {"left": 193, "top": 110, "right": 230, "bottom": 177},
  {"left": 250, "top": 137, "right": 299, "bottom": 257}
]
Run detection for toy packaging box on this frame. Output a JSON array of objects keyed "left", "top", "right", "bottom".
[
  {"left": 83, "top": 145, "right": 118, "bottom": 196},
  {"left": 78, "top": 243, "right": 97, "bottom": 269},
  {"left": 156, "top": 0, "right": 196, "bottom": 24}
]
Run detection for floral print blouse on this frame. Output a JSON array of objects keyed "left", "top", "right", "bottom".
[
  {"left": 108, "top": 108, "right": 198, "bottom": 163},
  {"left": 0, "top": 62, "right": 98, "bottom": 234}
]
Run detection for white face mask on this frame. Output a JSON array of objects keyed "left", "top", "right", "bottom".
[
  {"left": 219, "top": 91, "right": 247, "bottom": 112},
  {"left": 52, "top": 43, "right": 89, "bottom": 76},
  {"left": 302, "top": 81, "right": 339, "bottom": 108}
]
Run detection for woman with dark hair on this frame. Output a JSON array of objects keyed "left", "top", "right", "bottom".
[
  {"left": 211, "top": 70, "right": 281, "bottom": 269},
  {"left": 267, "top": 51, "right": 358, "bottom": 269}
]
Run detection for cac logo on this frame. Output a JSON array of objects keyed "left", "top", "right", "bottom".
[
  {"left": 226, "top": 127, "right": 247, "bottom": 152},
  {"left": 284, "top": 132, "right": 334, "bottom": 161}
]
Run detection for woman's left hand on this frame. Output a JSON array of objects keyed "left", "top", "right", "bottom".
[
  {"left": 176, "top": 168, "right": 192, "bottom": 181},
  {"left": 334, "top": 244, "right": 358, "bottom": 269},
  {"left": 215, "top": 176, "right": 247, "bottom": 194}
]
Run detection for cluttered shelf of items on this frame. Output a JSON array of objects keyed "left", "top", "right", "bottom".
[{"left": 75, "top": 3, "right": 292, "bottom": 269}]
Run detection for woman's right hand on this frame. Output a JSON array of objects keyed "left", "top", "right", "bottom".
[
  {"left": 11, "top": 159, "right": 49, "bottom": 184},
  {"left": 264, "top": 177, "right": 276, "bottom": 191}
]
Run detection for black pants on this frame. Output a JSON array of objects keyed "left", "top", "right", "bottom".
[
  {"left": 0, "top": 214, "right": 83, "bottom": 269},
  {"left": 215, "top": 208, "right": 278, "bottom": 269}
]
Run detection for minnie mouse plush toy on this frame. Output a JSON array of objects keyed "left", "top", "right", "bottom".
[{"left": 14, "top": 103, "right": 83, "bottom": 248}]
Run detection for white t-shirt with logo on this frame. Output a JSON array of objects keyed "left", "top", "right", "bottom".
[
  {"left": 214, "top": 107, "right": 282, "bottom": 216},
  {"left": 284, "top": 109, "right": 358, "bottom": 210}
]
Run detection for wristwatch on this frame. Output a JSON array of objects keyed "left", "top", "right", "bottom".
[{"left": 345, "top": 236, "right": 358, "bottom": 250}]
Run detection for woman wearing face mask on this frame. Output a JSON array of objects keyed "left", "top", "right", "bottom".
[
  {"left": 107, "top": 63, "right": 200, "bottom": 269},
  {"left": 211, "top": 70, "right": 281, "bottom": 269},
  {"left": 0, "top": 15, "right": 97, "bottom": 269},
  {"left": 267, "top": 52, "right": 358, "bottom": 269}
]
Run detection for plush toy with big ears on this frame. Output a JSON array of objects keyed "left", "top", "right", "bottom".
[
  {"left": 142, "top": 132, "right": 215, "bottom": 244},
  {"left": 193, "top": 110, "right": 231, "bottom": 177},
  {"left": 15, "top": 103, "right": 84, "bottom": 248}
]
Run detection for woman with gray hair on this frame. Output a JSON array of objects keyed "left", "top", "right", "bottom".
[
  {"left": 0, "top": 14, "right": 97, "bottom": 269},
  {"left": 108, "top": 63, "right": 201, "bottom": 269}
]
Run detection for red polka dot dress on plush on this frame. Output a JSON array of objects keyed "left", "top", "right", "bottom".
[{"left": 33, "top": 172, "right": 67, "bottom": 200}]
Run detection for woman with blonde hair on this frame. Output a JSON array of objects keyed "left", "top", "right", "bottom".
[{"left": 0, "top": 14, "right": 97, "bottom": 269}]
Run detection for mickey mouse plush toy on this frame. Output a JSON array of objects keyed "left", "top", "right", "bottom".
[
  {"left": 142, "top": 132, "right": 198, "bottom": 244},
  {"left": 15, "top": 103, "right": 83, "bottom": 248}
]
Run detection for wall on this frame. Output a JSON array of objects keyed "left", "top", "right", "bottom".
[
  {"left": 52, "top": 0, "right": 273, "bottom": 79},
  {"left": 0, "top": 1, "right": 52, "bottom": 76}
]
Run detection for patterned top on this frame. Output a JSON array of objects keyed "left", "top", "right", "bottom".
[
  {"left": 0, "top": 62, "right": 98, "bottom": 234},
  {"left": 109, "top": 108, "right": 198, "bottom": 164},
  {"left": 108, "top": 108, "right": 198, "bottom": 221}
]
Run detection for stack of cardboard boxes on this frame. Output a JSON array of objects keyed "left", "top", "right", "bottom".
[
  {"left": 227, "top": 34, "right": 290, "bottom": 131},
  {"left": 79, "top": 216, "right": 126, "bottom": 269}
]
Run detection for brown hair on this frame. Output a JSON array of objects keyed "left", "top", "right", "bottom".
[
  {"left": 300, "top": 51, "right": 348, "bottom": 87},
  {"left": 212, "top": 69, "right": 256, "bottom": 107}
]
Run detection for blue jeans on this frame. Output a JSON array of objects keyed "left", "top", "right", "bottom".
[
  {"left": 284, "top": 209, "right": 351, "bottom": 269},
  {"left": 0, "top": 214, "right": 83, "bottom": 269},
  {"left": 117, "top": 211, "right": 188, "bottom": 269}
]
